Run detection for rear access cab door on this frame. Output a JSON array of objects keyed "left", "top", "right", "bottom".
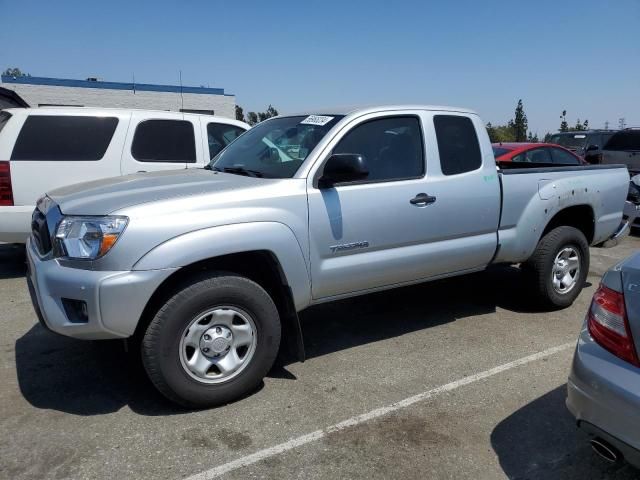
[
  {"left": 306, "top": 109, "right": 501, "bottom": 300},
  {"left": 8, "top": 110, "right": 130, "bottom": 206}
]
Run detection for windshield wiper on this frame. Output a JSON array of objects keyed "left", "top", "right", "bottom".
[{"left": 221, "top": 166, "right": 264, "bottom": 178}]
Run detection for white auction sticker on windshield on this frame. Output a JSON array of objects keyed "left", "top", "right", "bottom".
[{"left": 300, "top": 115, "right": 334, "bottom": 126}]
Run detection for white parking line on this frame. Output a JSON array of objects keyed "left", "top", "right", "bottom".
[{"left": 184, "top": 342, "right": 574, "bottom": 480}]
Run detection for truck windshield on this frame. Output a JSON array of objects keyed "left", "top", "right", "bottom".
[
  {"left": 210, "top": 115, "right": 343, "bottom": 178},
  {"left": 549, "top": 134, "right": 587, "bottom": 149}
]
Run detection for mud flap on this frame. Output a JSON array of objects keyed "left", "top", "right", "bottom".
[{"left": 282, "top": 286, "right": 305, "bottom": 362}]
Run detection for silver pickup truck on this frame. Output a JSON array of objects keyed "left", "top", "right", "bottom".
[{"left": 26, "top": 105, "right": 631, "bottom": 407}]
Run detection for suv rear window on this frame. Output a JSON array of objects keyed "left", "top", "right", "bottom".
[
  {"left": 207, "top": 123, "right": 246, "bottom": 160},
  {"left": 11, "top": 115, "right": 119, "bottom": 161},
  {"left": 604, "top": 130, "right": 640, "bottom": 151},
  {"left": 131, "top": 119, "right": 196, "bottom": 163},
  {"left": 434, "top": 115, "right": 481, "bottom": 175}
]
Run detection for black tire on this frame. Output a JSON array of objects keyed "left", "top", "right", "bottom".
[
  {"left": 524, "top": 226, "right": 589, "bottom": 308},
  {"left": 141, "top": 273, "right": 281, "bottom": 408}
]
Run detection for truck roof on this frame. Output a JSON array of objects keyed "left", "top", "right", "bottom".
[{"left": 284, "top": 104, "right": 478, "bottom": 117}]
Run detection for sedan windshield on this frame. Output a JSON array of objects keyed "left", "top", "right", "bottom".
[{"left": 210, "top": 115, "right": 343, "bottom": 178}]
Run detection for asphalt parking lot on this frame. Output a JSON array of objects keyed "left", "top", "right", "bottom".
[{"left": 1, "top": 238, "right": 640, "bottom": 480}]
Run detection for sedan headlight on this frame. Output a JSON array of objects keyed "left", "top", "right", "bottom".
[{"left": 54, "top": 216, "right": 128, "bottom": 259}]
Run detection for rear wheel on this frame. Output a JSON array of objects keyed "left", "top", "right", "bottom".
[
  {"left": 141, "top": 273, "right": 281, "bottom": 408},
  {"left": 524, "top": 226, "right": 589, "bottom": 308}
]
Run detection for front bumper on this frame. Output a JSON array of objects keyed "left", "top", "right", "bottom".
[
  {"left": 567, "top": 324, "right": 640, "bottom": 468},
  {"left": 26, "top": 237, "right": 177, "bottom": 340}
]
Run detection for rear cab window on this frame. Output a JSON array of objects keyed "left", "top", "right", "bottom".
[
  {"left": 131, "top": 119, "right": 197, "bottom": 163},
  {"left": 11, "top": 115, "right": 119, "bottom": 161},
  {"left": 434, "top": 115, "right": 481, "bottom": 175}
]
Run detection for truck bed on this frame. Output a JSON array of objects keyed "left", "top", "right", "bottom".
[{"left": 493, "top": 163, "right": 630, "bottom": 264}]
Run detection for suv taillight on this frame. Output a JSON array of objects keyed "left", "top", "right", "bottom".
[
  {"left": 0, "top": 161, "right": 13, "bottom": 206},
  {"left": 588, "top": 284, "right": 640, "bottom": 367}
]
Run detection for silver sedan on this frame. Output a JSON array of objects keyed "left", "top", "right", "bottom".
[{"left": 567, "top": 252, "right": 640, "bottom": 468}]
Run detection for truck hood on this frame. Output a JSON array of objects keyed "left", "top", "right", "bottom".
[{"left": 47, "top": 169, "right": 264, "bottom": 215}]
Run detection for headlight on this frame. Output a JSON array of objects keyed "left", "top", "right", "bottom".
[{"left": 54, "top": 216, "right": 128, "bottom": 259}]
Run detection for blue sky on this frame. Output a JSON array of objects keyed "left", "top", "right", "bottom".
[{"left": 2, "top": 0, "right": 638, "bottom": 135}]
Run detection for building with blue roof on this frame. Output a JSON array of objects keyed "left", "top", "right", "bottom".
[{"left": 0, "top": 75, "right": 235, "bottom": 118}]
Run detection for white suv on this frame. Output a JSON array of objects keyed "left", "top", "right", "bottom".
[{"left": 0, "top": 107, "right": 249, "bottom": 243}]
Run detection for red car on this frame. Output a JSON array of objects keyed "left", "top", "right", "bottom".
[{"left": 492, "top": 142, "right": 586, "bottom": 165}]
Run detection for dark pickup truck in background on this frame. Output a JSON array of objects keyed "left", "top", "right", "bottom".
[{"left": 549, "top": 130, "right": 616, "bottom": 164}]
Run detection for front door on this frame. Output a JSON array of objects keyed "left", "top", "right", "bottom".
[{"left": 306, "top": 111, "right": 501, "bottom": 300}]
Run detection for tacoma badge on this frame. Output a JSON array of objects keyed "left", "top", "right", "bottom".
[{"left": 329, "top": 241, "right": 369, "bottom": 253}]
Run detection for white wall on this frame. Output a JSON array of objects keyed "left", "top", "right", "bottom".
[{"left": 1, "top": 83, "right": 236, "bottom": 118}]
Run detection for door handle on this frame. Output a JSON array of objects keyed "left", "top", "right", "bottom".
[{"left": 410, "top": 193, "right": 436, "bottom": 206}]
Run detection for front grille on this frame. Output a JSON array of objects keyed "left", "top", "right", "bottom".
[{"left": 31, "top": 208, "right": 52, "bottom": 255}]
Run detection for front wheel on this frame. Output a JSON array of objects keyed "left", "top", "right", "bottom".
[
  {"left": 141, "top": 273, "right": 281, "bottom": 408},
  {"left": 524, "top": 226, "right": 589, "bottom": 308}
]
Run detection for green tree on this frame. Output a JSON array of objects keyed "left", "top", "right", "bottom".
[
  {"left": 257, "top": 105, "right": 279, "bottom": 123},
  {"left": 569, "top": 118, "right": 590, "bottom": 132},
  {"left": 235, "top": 105, "right": 245, "bottom": 122},
  {"left": 527, "top": 131, "right": 539, "bottom": 142},
  {"left": 246, "top": 112, "right": 259, "bottom": 126},
  {"left": 247, "top": 105, "right": 279, "bottom": 125},
  {"left": 2, "top": 67, "right": 29, "bottom": 77},
  {"left": 486, "top": 122, "right": 516, "bottom": 143},
  {"left": 559, "top": 110, "right": 569, "bottom": 132},
  {"left": 486, "top": 122, "right": 496, "bottom": 142},
  {"left": 543, "top": 132, "right": 553, "bottom": 142},
  {"left": 512, "top": 99, "right": 528, "bottom": 142},
  {"left": 265, "top": 104, "right": 278, "bottom": 118}
]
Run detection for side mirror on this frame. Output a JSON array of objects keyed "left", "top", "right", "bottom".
[
  {"left": 586, "top": 144, "right": 599, "bottom": 152},
  {"left": 318, "top": 153, "right": 369, "bottom": 188}
]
